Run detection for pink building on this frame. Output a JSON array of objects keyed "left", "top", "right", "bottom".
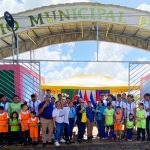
[
  {"left": 0, "top": 64, "right": 44, "bottom": 102},
  {"left": 140, "top": 74, "right": 150, "bottom": 99}
]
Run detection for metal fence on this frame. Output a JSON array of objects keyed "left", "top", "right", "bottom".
[
  {"left": 1, "top": 59, "right": 150, "bottom": 102},
  {"left": 129, "top": 62, "right": 150, "bottom": 100}
]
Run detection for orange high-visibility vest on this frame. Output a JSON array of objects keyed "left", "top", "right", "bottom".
[
  {"left": 114, "top": 112, "right": 123, "bottom": 131},
  {"left": 19, "top": 111, "right": 30, "bottom": 131},
  {"left": 0, "top": 112, "right": 8, "bottom": 133},
  {"left": 28, "top": 117, "right": 39, "bottom": 138}
]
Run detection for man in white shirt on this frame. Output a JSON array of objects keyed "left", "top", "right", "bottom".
[
  {"left": 114, "top": 94, "right": 125, "bottom": 114},
  {"left": 0, "top": 95, "right": 9, "bottom": 112},
  {"left": 28, "top": 94, "right": 41, "bottom": 116},
  {"left": 142, "top": 93, "right": 150, "bottom": 140},
  {"left": 125, "top": 95, "right": 136, "bottom": 118},
  {"left": 105, "top": 94, "right": 115, "bottom": 108},
  {"left": 122, "top": 93, "right": 127, "bottom": 103}
]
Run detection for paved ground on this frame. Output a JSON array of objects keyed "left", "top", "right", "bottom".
[
  {"left": 3, "top": 126, "right": 150, "bottom": 149},
  {"left": 3, "top": 140, "right": 150, "bottom": 150}
]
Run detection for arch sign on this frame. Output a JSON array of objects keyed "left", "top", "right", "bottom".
[
  {"left": 0, "top": 2, "right": 150, "bottom": 58},
  {"left": 0, "top": 2, "right": 150, "bottom": 37}
]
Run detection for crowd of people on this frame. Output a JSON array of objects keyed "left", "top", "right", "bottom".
[{"left": 0, "top": 90, "right": 150, "bottom": 147}]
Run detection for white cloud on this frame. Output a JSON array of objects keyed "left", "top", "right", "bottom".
[
  {"left": 84, "top": 42, "right": 132, "bottom": 82},
  {"left": 98, "top": 42, "right": 132, "bottom": 61},
  {"left": 137, "top": 3, "right": 150, "bottom": 12},
  {"left": 137, "top": 57, "right": 148, "bottom": 61},
  {"left": 45, "top": 66, "right": 82, "bottom": 82},
  {"left": 21, "top": 0, "right": 90, "bottom": 10},
  {"left": 6, "top": 41, "right": 76, "bottom": 80},
  {"left": 0, "top": 0, "right": 24, "bottom": 16},
  {"left": 0, "top": 0, "right": 90, "bottom": 16},
  {"left": 43, "top": 42, "right": 132, "bottom": 83}
]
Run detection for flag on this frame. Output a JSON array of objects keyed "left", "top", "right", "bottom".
[
  {"left": 84, "top": 90, "right": 88, "bottom": 103},
  {"left": 72, "top": 90, "right": 76, "bottom": 101},
  {"left": 90, "top": 91, "right": 96, "bottom": 108},
  {"left": 96, "top": 90, "right": 100, "bottom": 101},
  {"left": 79, "top": 90, "right": 82, "bottom": 98}
]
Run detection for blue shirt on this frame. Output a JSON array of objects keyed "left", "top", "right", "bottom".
[
  {"left": 38, "top": 101, "right": 53, "bottom": 119},
  {"left": 69, "top": 107, "right": 76, "bottom": 119},
  {"left": 96, "top": 105, "right": 106, "bottom": 120},
  {"left": 86, "top": 107, "right": 95, "bottom": 122}
]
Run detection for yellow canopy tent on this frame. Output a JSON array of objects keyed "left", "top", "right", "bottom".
[{"left": 41, "top": 75, "right": 140, "bottom": 94}]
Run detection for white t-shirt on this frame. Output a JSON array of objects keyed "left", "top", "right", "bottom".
[
  {"left": 0, "top": 102, "right": 9, "bottom": 112},
  {"left": 105, "top": 100, "right": 115, "bottom": 108},
  {"left": 142, "top": 100, "right": 150, "bottom": 116},
  {"left": 114, "top": 101, "right": 126, "bottom": 110},
  {"left": 63, "top": 106, "right": 70, "bottom": 124},
  {"left": 52, "top": 108, "right": 65, "bottom": 123},
  {"left": 28, "top": 100, "right": 41, "bottom": 116},
  {"left": 125, "top": 102, "right": 136, "bottom": 118}
]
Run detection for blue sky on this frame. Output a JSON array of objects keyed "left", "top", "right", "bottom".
[
  {"left": 1, "top": 0, "right": 150, "bottom": 83},
  {"left": 39, "top": 0, "right": 150, "bottom": 83},
  {"left": 42, "top": 0, "right": 150, "bottom": 63}
]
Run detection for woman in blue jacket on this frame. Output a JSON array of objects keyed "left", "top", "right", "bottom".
[{"left": 96, "top": 101, "right": 106, "bottom": 139}]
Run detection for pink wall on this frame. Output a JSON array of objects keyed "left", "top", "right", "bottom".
[
  {"left": 0, "top": 64, "right": 45, "bottom": 101},
  {"left": 140, "top": 74, "right": 150, "bottom": 100}
]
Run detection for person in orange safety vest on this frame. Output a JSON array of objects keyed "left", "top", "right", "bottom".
[
  {"left": 0, "top": 106, "right": 9, "bottom": 147},
  {"left": 28, "top": 111, "right": 39, "bottom": 145},
  {"left": 114, "top": 106, "right": 124, "bottom": 141},
  {"left": 19, "top": 103, "right": 30, "bottom": 145}
]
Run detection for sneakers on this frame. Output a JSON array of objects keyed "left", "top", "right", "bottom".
[
  {"left": 55, "top": 141, "right": 60, "bottom": 146},
  {"left": 60, "top": 139, "right": 66, "bottom": 143}
]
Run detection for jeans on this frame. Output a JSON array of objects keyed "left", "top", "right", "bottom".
[
  {"left": 97, "top": 120, "right": 105, "bottom": 138},
  {"left": 137, "top": 128, "right": 145, "bottom": 140},
  {"left": 64, "top": 123, "right": 70, "bottom": 141},
  {"left": 54, "top": 122, "right": 64, "bottom": 142},
  {"left": 146, "top": 116, "right": 150, "bottom": 139},
  {"left": 77, "top": 121, "right": 86, "bottom": 140},
  {"left": 126, "top": 128, "right": 133, "bottom": 140},
  {"left": 69, "top": 118, "right": 75, "bottom": 140}
]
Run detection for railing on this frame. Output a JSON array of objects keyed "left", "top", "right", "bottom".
[{"left": 129, "top": 62, "right": 150, "bottom": 101}]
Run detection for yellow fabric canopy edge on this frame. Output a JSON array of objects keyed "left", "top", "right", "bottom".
[{"left": 40, "top": 85, "right": 140, "bottom": 91}]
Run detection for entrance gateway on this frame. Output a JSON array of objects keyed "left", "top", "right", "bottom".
[
  {"left": 1, "top": 2, "right": 150, "bottom": 101},
  {"left": 0, "top": 2, "right": 150, "bottom": 58}
]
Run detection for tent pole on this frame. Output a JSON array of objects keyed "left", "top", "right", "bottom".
[
  {"left": 96, "top": 22, "right": 99, "bottom": 61},
  {"left": 128, "top": 62, "right": 130, "bottom": 94}
]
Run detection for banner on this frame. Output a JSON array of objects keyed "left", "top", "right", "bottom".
[{"left": 0, "top": 3, "right": 150, "bottom": 38}]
